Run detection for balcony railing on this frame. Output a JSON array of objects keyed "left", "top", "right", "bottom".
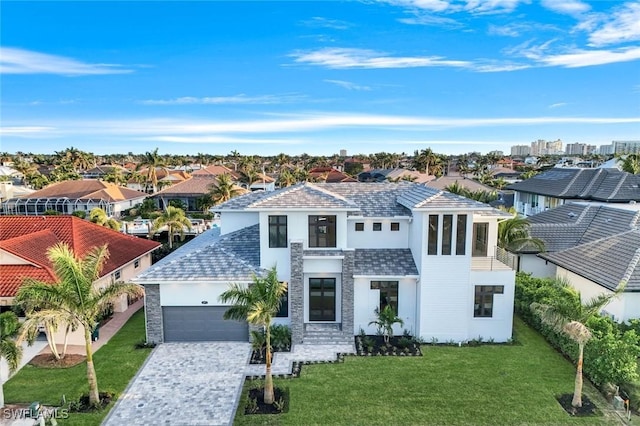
[{"left": 471, "top": 247, "right": 517, "bottom": 271}]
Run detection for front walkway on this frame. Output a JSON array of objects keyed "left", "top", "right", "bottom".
[{"left": 103, "top": 342, "right": 355, "bottom": 426}]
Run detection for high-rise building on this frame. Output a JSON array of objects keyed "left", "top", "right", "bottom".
[
  {"left": 510, "top": 145, "right": 530, "bottom": 156},
  {"left": 613, "top": 141, "right": 640, "bottom": 155},
  {"left": 488, "top": 150, "right": 503, "bottom": 156},
  {"left": 530, "top": 139, "right": 563, "bottom": 155},
  {"left": 598, "top": 144, "right": 614, "bottom": 155},
  {"left": 339, "top": 149, "right": 347, "bottom": 157},
  {"left": 565, "top": 143, "right": 596, "bottom": 156}
]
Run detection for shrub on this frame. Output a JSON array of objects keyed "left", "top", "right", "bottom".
[
  {"left": 43, "top": 209, "right": 61, "bottom": 215},
  {"left": 71, "top": 210, "right": 86, "bottom": 219}
]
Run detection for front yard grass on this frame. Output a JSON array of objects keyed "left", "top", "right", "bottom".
[
  {"left": 4, "top": 309, "right": 152, "bottom": 426},
  {"left": 235, "top": 317, "right": 620, "bottom": 425}
]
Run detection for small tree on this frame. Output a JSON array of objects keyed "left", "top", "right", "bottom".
[
  {"left": 150, "top": 206, "right": 192, "bottom": 249},
  {"left": 0, "top": 312, "right": 22, "bottom": 408},
  {"left": 498, "top": 213, "right": 544, "bottom": 252},
  {"left": 219, "top": 267, "right": 287, "bottom": 404},
  {"left": 531, "top": 280, "right": 625, "bottom": 408},
  {"left": 369, "top": 305, "right": 404, "bottom": 343}
]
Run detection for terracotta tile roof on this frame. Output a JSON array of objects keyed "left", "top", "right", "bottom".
[
  {"left": 192, "top": 165, "right": 240, "bottom": 179},
  {"left": 0, "top": 216, "right": 160, "bottom": 296},
  {"left": 0, "top": 265, "right": 55, "bottom": 298},
  {"left": 21, "top": 180, "right": 147, "bottom": 201}
]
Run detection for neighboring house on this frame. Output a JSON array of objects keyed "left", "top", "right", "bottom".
[
  {"left": 515, "top": 202, "right": 640, "bottom": 322},
  {"left": 249, "top": 173, "right": 276, "bottom": 192},
  {"left": 0, "top": 182, "right": 35, "bottom": 203},
  {"left": 126, "top": 168, "right": 190, "bottom": 193},
  {"left": 192, "top": 165, "right": 241, "bottom": 179},
  {"left": 81, "top": 165, "right": 128, "bottom": 180},
  {"left": 425, "top": 175, "right": 495, "bottom": 192},
  {"left": 490, "top": 167, "right": 522, "bottom": 184},
  {"left": 0, "top": 180, "right": 148, "bottom": 218},
  {"left": 151, "top": 175, "right": 248, "bottom": 211},
  {"left": 135, "top": 182, "right": 516, "bottom": 344},
  {"left": 309, "top": 167, "right": 357, "bottom": 183},
  {"left": 358, "top": 168, "right": 433, "bottom": 183},
  {"left": 0, "top": 216, "right": 160, "bottom": 342},
  {"left": 508, "top": 168, "right": 640, "bottom": 216}
]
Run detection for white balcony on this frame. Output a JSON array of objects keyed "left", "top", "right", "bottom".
[{"left": 471, "top": 247, "right": 517, "bottom": 271}]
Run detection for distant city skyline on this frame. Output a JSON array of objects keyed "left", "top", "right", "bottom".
[{"left": 1, "top": 1, "right": 639, "bottom": 156}]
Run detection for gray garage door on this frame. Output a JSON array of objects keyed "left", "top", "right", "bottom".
[{"left": 162, "top": 306, "right": 248, "bottom": 342}]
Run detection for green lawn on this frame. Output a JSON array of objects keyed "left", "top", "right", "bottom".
[
  {"left": 4, "top": 309, "right": 152, "bottom": 426},
  {"left": 235, "top": 317, "right": 620, "bottom": 426}
]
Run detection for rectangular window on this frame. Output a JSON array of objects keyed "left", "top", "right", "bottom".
[
  {"left": 269, "top": 215, "right": 288, "bottom": 248},
  {"left": 308, "top": 215, "right": 336, "bottom": 248},
  {"left": 134, "top": 259, "right": 140, "bottom": 269},
  {"left": 428, "top": 215, "right": 439, "bottom": 255},
  {"left": 373, "top": 222, "right": 382, "bottom": 231},
  {"left": 474, "top": 286, "right": 504, "bottom": 318},
  {"left": 355, "top": 222, "right": 364, "bottom": 231},
  {"left": 472, "top": 223, "right": 489, "bottom": 257},
  {"left": 456, "top": 215, "right": 467, "bottom": 255},
  {"left": 276, "top": 289, "right": 288, "bottom": 317},
  {"left": 371, "top": 281, "right": 399, "bottom": 315},
  {"left": 114, "top": 270, "right": 121, "bottom": 280},
  {"left": 391, "top": 222, "right": 400, "bottom": 231},
  {"left": 441, "top": 214, "right": 453, "bottom": 255}
]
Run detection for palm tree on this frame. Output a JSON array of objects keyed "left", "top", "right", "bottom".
[
  {"left": 219, "top": 267, "right": 287, "bottom": 405},
  {"left": 150, "top": 206, "right": 192, "bottom": 249},
  {"left": 498, "top": 214, "right": 544, "bottom": 252},
  {"left": 277, "top": 169, "right": 296, "bottom": 188},
  {"left": 209, "top": 174, "right": 244, "bottom": 205},
  {"left": 531, "top": 280, "right": 625, "bottom": 408},
  {"left": 89, "top": 208, "right": 120, "bottom": 231},
  {"left": 137, "top": 148, "right": 167, "bottom": 193},
  {"left": 0, "top": 312, "right": 22, "bottom": 408},
  {"left": 14, "top": 243, "right": 143, "bottom": 407},
  {"left": 368, "top": 305, "right": 404, "bottom": 343},
  {"left": 620, "top": 154, "right": 640, "bottom": 175}
]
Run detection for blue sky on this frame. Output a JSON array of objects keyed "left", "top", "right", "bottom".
[{"left": 1, "top": 0, "right": 639, "bottom": 157}]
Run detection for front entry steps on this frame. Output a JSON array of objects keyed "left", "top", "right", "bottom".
[{"left": 303, "top": 323, "right": 353, "bottom": 345}]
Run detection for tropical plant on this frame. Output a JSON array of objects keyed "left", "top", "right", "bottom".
[
  {"left": 0, "top": 312, "right": 22, "bottom": 408},
  {"left": 137, "top": 148, "right": 167, "bottom": 193},
  {"left": 89, "top": 207, "right": 120, "bottom": 231},
  {"left": 209, "top": 174, "right": 244, "bottom": 205},
  {"left": 530, "top": 279, "right": 625, "bottom": 408},
  {"left": 620, "top": 154, "right": 640, "bottom": 175},
  {"left": 498, "top": 213, "right": 545, "bottom": 252},
  {"left": 219, "top": 267, "right": 287, "bottom": 404},
  {"left": 277, "top": 169, "right": 297, "bottom": 188},
  {"left": 13, "top": 243, "right": 143, "bottom": 407},
  {"left": 369, "top": 305, "right": 404, "bottom": 343},
  {"left": 150, "top": 206, "right": 192, "bottom": 249}
]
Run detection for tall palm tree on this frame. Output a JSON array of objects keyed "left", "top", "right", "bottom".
[
  {"left": 209, "top": 174, "right": 244, "bottom": 205},
  {"left": 277, "top": 169, "right": 296, "bottom": 188},
  {"left": 14, "top": 243, "right": 143, "bottom": 407},
  {"left": 498, "top": 214, "right": 544, "bottom": 252},
  {"left": 137, "top": 148, "right": 167, "bottom": 193},
  {"left": 219, "top": 267, "right": 287, "bottom": 404},
  {"left": 531, "top": 280, "right": 625, "bottom": 408},
  {"left": 0, "top": 312, "right": 22, "bottom": 408},
  {"left": 150, "top": 206, "right": 192, "bottom": 249},
  {"left": 89, "top": 208, "right": 120, "bottom": 231}
]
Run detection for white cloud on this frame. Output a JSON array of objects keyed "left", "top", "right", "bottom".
[
  {"left": 0, "top": 126, "right": 56, "bottom": 135},
  {"left": 380, "top": 0, "right": 454, "bottom": 13},
  {"left": 488, "top": 23, "right": 522, "bottom": 37},
  {"left": 300, "top": 17, "right": 352, "bottom": 30},
  {"left": 140, "top": 94, "right": 306, "bottom": 105},
  {"left": 290, "top": 47, "right": 471, "bottom": 69},
  {"left": 137, "top": 136, "right": 300, "bottom": 144},
  {"left": 323, "top": 79, "right": 372, "bottom": 91},
  {"left": 463, "top": 0, "right": 525, "bottom": 14},
  {"left": 397, "top": 13, "right": 463, "bottom": 27},
  {"left": 540, "top": 0, "right": 590, "bottom": 16},
  {"left": 549, "top": 102, "right": 568, "bottom": 109},
  {"left": 587, "top": 2, "right": 640, "bottom": 46},
  {"left": 382, "top": 0, "right": 527, "bottom": 14},
  {"left": 0, "top": 47, "right": 133, "bottom": 75},
  {"left": 537, "top": 46, "right": 640, "bottom": 68}
]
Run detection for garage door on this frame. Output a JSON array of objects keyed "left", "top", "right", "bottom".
[{"left": 162, "top": 306, "right": 248, "bottom": 342}]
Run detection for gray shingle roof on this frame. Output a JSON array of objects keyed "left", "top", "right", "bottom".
[
  {"left": 134, "top": 225, "right": 263, "bottom": 282},
  {"left": 354, "top": 249, "right": 419, "bottom": 276},
  {"left": 507, "top": 168, "right": 640, "bottom": 202},
  {"left": 319, "top": 183, "right": 412, "bottom": 216},
  {"left": 397, "top": 184, "right": 494, "bottom": 210},
  {"left": 250, "top": 184, "right": 357, "bottom": 210},
  {"left": 540, "top": 230, "right": 640, "bottom": 292}
]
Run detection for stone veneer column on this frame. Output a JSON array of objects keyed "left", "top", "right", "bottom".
[
  {"left": 290, "top": 241, "right": 304, "bottom": 344},
  {"left": 144, "top": 284, "right": 164, "bottom": 343},
  {"left": 341, "top": 249, "right": 355, "bottom": 335}
]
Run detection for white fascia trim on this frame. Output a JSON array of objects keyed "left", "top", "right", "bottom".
[
  {"left": 347, "top": 216, "right": 412, "bottom": 220},
  {"left": 251, "top": 208, "right": 357, "bottom": 212},
  {"left": 133, "top": 279, "right": 253, "bottom": 285}
]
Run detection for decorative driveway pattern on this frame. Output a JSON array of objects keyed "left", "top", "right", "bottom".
[{"left": 103, "top": 342, "right": 251, "bottom": 426}]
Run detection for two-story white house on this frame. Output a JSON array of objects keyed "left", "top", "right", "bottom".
[{"left": 135, "top": 182, "right": 516, "bottom": 344}]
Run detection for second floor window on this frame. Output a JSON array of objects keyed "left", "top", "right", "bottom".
[
  {"left": 309, "top": 215, "right": 336, "bottom": 247},
  {"left": 428, "top": 215, "right": 439, "bottom": 255},
  {"left": 269, "top": 215, "right": 288, "bottom": 248}
]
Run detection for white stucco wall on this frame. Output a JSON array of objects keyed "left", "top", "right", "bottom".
[
  {"left": 469, "top": 269, "right": 515, "bottom": 342},
  {"left": 346, "top": 218, "right": 410, "bottom": 249},
  {"left": 519, "top": 254, "right": 556, "bottom": 278},
  {"left": 220, "top": 212, "right": 259, "bottom": 235},
  {"left": 353, "top": 277, "right": 417, "bottom": 336}
]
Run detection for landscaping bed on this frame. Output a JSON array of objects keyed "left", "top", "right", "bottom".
[
  {"left": 354, "top": 334, "right": 422, "bottom": 356},
  {"left": 243, "top": 385, "right": 290, "bottom": 415},
  {"left": 29, "top": 353, "right": 86, "bottom": 368}
]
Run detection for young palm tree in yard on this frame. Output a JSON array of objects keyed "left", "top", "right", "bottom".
[
  {"left": 531, "top": 280, "right": 625, "bottom": 408},
  {"left": 219, "top": 267, "right": 287, "bottom": 404},
  {"left": 151, "top": 206, "right": 192, "bottom": 249},
  {"left": 13, "top": 243, "right": 143, "bottom": 407},
  {"left": 369, "top": 306, "right": 404, "bottom": 343},
  {"left": 0, "top": 312, "right": 22, "bottom": 408}
]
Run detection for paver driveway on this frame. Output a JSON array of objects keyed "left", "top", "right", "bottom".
[{"left": 103, "top": 342, "right": 251, "bottom": 426}]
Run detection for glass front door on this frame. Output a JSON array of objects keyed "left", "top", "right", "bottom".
[{"left": 309, "top": 278, "right": 336, "bottom": 321}]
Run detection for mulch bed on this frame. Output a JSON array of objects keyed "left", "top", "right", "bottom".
[
  {"left": 29, "top": 354, "right": 86, "bottom": 368},
  {"left": 355, "top": 335, "right": 422, "bottom": 356},
  {"left": 556, "top": 394, "right": 601, "bottom": 417},
  {"left": 69, "top": 392, "right": 113, "bottom": 412},
  {"left": 244, "top": 386, "right": 289, "bottom": 415}
]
